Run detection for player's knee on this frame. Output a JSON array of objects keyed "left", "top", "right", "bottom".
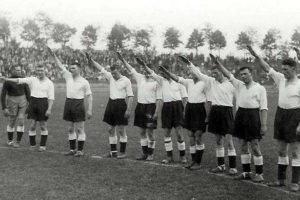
[
  {"left": 68, "top": 127, "right": 74, "bottom": 134},
  {"left": 278, "top": 150, "right": 287, "bottom": 157},
  {"left": 292, "top": 151, "right": 300, "bottom": 159},
  {"left": 29, "top": 126, "right": 36, "bottom": 131},
  {"left": 68, "top": 132, "right": 76, "bottom": 140},
  {"left": 78, "top": 132, "right": 86, "bottom": 141}
]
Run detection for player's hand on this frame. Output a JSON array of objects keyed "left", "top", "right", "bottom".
[
  {"left": 45, "top": 109, "right": 51, "bottom": 117},
  {"left": 152, "top": 112, "right": 158, "bottom": 121},
  {"left": 85, "top": 52, "right": 92, "bottom": 62},
  {"left": 246, "top": 45, "right": 258, "bottom": 58},
  {"left": 3, "top": 108, "right": 9, "bottom": 117},
  {"left": 158, "top": 65, "right": 168, "bottom": 73},
  {"left": 116, "top": 51, "right": 125, "bottom": 63},
  {"left": 260, "top": 124, "right": 267, "bottom": 136},
  {"left": 87, "top": 110, "right": 92, "bottom": 120},
  {"left": 47, "top": 46, "right": 55, "bottom": 57},
  {"left": 293, "top": 47, "right": 300, "bottom": 60},
  {"left": 296, "top": 123, "right": 300, "bottom": 136},
  {"left": 178, "top": 55, "right": 191, "bottom": 65},
  {"left": 135, "top": 57, "right": 146, "bottom": 67},
  {"left": 209, "top": 54, "right": 218, "bottom": 65},
  {"left": 124, "top": 109, "right": 131, "bottom": 119},
  {"left": 204, "top": 117, "right": 209, "bottom": 125}
]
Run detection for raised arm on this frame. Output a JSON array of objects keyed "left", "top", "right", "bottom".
[
  {"left": 116, "top": 52, "right": 133, "bottom": 72},
  {"left": 136, "top": 57, "right": 163, "bottom": 84},
  {"left": 85, "top": 52, "right": 104, "bottom": 71},
  {"left": 47, "top": 47, "right": 67, "bottom": 72},
  {"left": 178, "top": 55, "right": 211, "bottom": 81},
  {"left": 158, "top": 65, "right": 179, "bottom": 82},
  {"left": 293, "top": 47, "right": 300, "bottom": 61},
  {"left": 246, "top": 45, "right": 270, "bottom": 72},
  {"left": 209, "top": 54, "right": 231, "bottom": 79}
]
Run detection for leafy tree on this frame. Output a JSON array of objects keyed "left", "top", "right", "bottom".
[
  {"left": 0, "top": 17, "right": 10, "bottom": 42},
  {"left": 163, "top": 27, "right": 182, "bottom": 51},
  {"left": 20, "top": 19, "right": 40, "bottom": 43},
  {"left": 210, "top": 30, "right": 226, "bottom": 56},
  {"left": 235, "top": 32, "right": 253, "bottom": 50},
  {"left": 134, "top": 29, "right": 151, "bottom": 52},
  {"left": 202, "top": 23, "right": 214, "bottom": 52},
  {"left": 51, "top": 23, "right": 76, "bottom": 47},
  {"left": 291, "top": 28, "right": 300, "bottom": 48},
  {"left": 34, "top": 12, "right": 53, "bottom": 44},
  {"left": 81, "top": 25, "right": 98, "bottom": 49},
  {"left": 107, "top": 24, "right": 131, "bottom": 51},
  {"left": 260, "top": 28, "right": 281, "bottom": 58},
  {"left": 186, "top": 29, "right": 205, "bottom": 55}
]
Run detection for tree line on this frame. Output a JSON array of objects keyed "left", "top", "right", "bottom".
[{"left": 0, "top": 12, "right": 300, "bottom": 59}]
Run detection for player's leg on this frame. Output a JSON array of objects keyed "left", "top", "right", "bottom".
[
  {"left": 38, "top": 121, "right": 48, "bottom": 152},
  {"left": 6, "top": 115, "right": 16, "bottom": 146},
  {"left": 289, "top": 142, "right": 300, "bottom": 192},
  {"left": 226, "top": 134, "right": 237, "bottom": 175},
  {"left": 136, "top": 128, "right": 148, "bottom": 160},
  {"left": 74, "top": 121, "right": 86, "bottom": 157},
  {"left": 190, "top": 130, "right": 204, "bottom": 170},
  {"left": 117, "top": 125, "right": 128, "bottom": 159},
  {"left": 186, "top": 130, "right": 196, "bottom": 169},
  {"left": 28, "top": 120, "right": 37, "bottom": 150},
  {"left": 250, "top": 139, "right": 264, "bottom": 182},
  {"left": 146, "top": 128, "right": 156, "bottom": 161},
  {"left": 14, "top": 106, "right": 26, "bottom": 147},
  {"left": 210, "top": 134, "right": 225, "bottom": 173},
  {"left": 64, "top": 122, "right": 76, "bottom": 155},
  {"left": 175, "top": 126, "right": 187, "bottom": 164},
  {"left": 107, "top": 125, "right": 117, "bottom": 157},
  {"left": 267, "top": 140, "right": 288, "bottom": 187},
  {"left": 162, "top": 128, "right": 174, "bottom": 164},
  {"left": 235, "top": 139, "right": 252, "bottom": 180}
]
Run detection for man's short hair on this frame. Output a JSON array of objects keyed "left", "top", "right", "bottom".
[
  {"left": 282, "top": 58, "right": 296, "bottom": 67},
  {"left": 239, "top": 66, "right": 253, "bottom": 72},
  {"left": 110, "top": 64, "right": 121, "bottom": 71},
  {"left": 71, "top": 59, "right": 81, "bottom": 67}
]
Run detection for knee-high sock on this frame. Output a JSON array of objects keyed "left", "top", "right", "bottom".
[
  {"left": 216, "top": 147, "right": 225, "bottom": 166},
  {"left": 29, "top": 130, "right": 36, "bottom": 146},
  {"left": 196, "top": 144, "right": 205, "bottom": 164},
  {"left": 40, "top": 130, "right": 48, "bottom": 147},
  {"left": 253, "top": 155, "right": 263, "bottom": 175},
  {"left": 278, "top": 156, "right": 289, "bottom": 180},
  {"left": 241, "top": 154, "right": 251, "bottom": 173},
  {"left": 228, "top": 149, "right": 237, "bottom": 168},
  {"left": 164, "top": 137, "right": 173, "bottom": 157}
]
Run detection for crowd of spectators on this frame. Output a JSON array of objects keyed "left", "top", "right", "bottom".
[{"left": 0, "top": 41, "right": 286, "bottom": 85}]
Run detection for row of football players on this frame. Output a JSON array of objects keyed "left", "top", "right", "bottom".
[{"left": 1, "top": 46, "right": 300, "bottom": 192}]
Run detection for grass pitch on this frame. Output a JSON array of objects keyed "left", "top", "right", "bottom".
[{"left": 0, "top": 83, "right": 299, "bottom": 200}]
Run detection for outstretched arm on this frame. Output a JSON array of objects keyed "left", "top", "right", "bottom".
[
  {"left": 158, "top": 65, "right": 179, "bottom": 82},
  {"left": 85, "top": 52, "right": 104, "bottom": 71},
  {"left": 116, "top": 52, "right": 133, "bottom": 72},
  {"left": 293, "top": 47, "right": 300, "bottom": 61},
  {"left": 209, "top": 54, "right": 231, "bottom": 79},
  {"left": 246, "top": 45, "right": 270, "bottom": 72},
  {"left": 136, "top": 57, "right": 163, "bottom": 84},
  {"left": 47, "top": 47, "right": 67, "bottom": 71},
  {"left": 178, "top": 55, "right": 211, "bottom": 81}
]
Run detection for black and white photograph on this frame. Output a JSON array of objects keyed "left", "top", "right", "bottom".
[{"left": 0, "top": 0, "right": 300, "bottom": 199}]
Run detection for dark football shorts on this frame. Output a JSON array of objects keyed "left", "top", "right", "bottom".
[
  {"left": 185, "top": 102, "right": 206, "bottom": 132},
  {"left": 274, "top": 107, "right": 300, "bottom": 143},
  {"left": 233, "top": 107, "right": 262, "bottom": 141},
  {"left": 63, "top": 98, "right": 86, "bottom": 122},
  {"left": 161, "top": 101, "right": 184, "bottom": 129},
  {"left": 134, "top": 103, "right": 157, "bottom": 129},
  {"left": 103, "top": 98, "right": 128, "bottom": 126},
  {"left": 208, "top": 105, "right": 233, "bottom": 136},
  {"left": 27, "top": 97, "right": 49, "bottom": 121}
]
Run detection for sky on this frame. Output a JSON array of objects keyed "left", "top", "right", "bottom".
[{"left": 1, "top": 0, "right": 300, "bottom": 57}]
